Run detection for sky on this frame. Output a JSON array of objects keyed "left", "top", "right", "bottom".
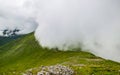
[
  {"left": 0, "top": 0, "right": 120, "bottom": 62},
  {"left": 0, "top": 0, "right": 38, "bottom": 35}
]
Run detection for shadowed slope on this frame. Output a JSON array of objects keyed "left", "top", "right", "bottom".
[{"left": 0, "top": 35, "right": 22, "bottom": 46}]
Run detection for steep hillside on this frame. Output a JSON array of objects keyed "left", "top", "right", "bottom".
[
  {"left": 0, "top": 35, "right": 22, "bottom": 46},
  {"left": 0, "top": 33, "right": 120, "bottom": 75}
]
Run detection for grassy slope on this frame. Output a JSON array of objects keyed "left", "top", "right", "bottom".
[
  {"left": 0, "top": 33, "right": 120, "bottom": 75},
  {"left": 0, "top": 35, "right": 22, "bottom": 46}
]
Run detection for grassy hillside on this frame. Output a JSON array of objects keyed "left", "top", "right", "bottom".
[
  {"left": 0, "top": 35, "right": 22, "bottom": 46},
  {"left": 0, "top": 33, "right": 120, "bottom": 75}
]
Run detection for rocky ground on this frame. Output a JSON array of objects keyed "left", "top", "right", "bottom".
[{"left": 23, "top": 64, "right": 74, "bottom": 75}]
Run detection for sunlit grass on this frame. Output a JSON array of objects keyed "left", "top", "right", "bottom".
[{"left": 0, "top": 33, "right": 120, "bottom": 75}]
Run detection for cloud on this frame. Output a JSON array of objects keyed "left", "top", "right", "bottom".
[
  {"left": 0, "top": 0, "right": 120, "bottom": 62},
  {"left": 0, "top": 0, "right": 38, "bottom": 35},
  {"left": 34, "top": 0, "right": 120, "bottom": 62}
]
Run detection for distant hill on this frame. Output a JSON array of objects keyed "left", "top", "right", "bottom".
[
  {"left": 0, "top": 35, "right": 22, "bottom": 46},
  {"left": 0, "top": 33, "right": 120, "bottom": 75}
]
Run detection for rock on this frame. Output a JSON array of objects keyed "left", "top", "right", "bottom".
[
  {"left": 37, "top": 71, "right": 50, "bottom": 75},
  {"left": 37, "top": 65, "right": 74, "bottom": 75},
  {"left": 23, "top": 64, "right": 74, "bottom": 75}
]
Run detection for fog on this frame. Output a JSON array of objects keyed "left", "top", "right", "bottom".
[
  {"left": 0, "top": 0, "right": 38, "bottom": 35},
  {"left": 35, "top": 0, "right": 120, "bottom": 62},
  {"left": 0, "top": 0, "right": 120, "bottom": 62}
]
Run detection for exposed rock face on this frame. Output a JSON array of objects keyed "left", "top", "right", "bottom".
[{"left": 23, "top": 65, "right": 74, "bottom": 75}]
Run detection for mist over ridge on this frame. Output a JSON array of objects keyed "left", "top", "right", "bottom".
[
  {"left": 0, "top": 0, "right": 120, "bottom": 62},
  {"left": 34, "top": 0, "right": 120, "bottom": 62}
]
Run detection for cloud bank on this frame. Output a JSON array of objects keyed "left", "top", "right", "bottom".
[
  {"left": 0, "top": 0, "right": 38, "bottom": 35},
  {"left": 35, "top": 0, "right": 120, "bottom": 62},
  {"left": 0, "top": 0, "right": 120, "bottom": 62}
]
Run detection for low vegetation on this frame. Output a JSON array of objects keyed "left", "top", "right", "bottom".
[{"left": 0, "top": 33, "right": 120, "bottom": 75}]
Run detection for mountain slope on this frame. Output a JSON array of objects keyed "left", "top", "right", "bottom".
[
  {"left": 0, "top": 33, "right": 120, "bottom": 75},
  {"left": 0, "top": 35, "right": 22, "bottom": 46}
]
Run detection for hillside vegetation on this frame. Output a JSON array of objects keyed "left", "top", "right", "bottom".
[
  {"left": 0, "top": 35, "right": 22, "bottom": 46},
  {"left": 0, "top": 33, "right": 120, "bottom": 75}
]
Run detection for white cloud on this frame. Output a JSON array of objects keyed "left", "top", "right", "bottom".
[
  {"left": 0, "top": 0, "right": 120, "bottom": 62},
  {"left": 0, "top": 0, "right": 38, "bottom": 35},
  {"left": 35, "top": 0, "right": 120, "bottom": 62}
]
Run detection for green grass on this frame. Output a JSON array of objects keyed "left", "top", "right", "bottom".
[{"left": 0, "top": 33, "right": 120, "bottom": 75}]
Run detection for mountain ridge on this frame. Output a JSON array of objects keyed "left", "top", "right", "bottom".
[{"left": 0, "top": 33, "right": 120, "bottom": 75}]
